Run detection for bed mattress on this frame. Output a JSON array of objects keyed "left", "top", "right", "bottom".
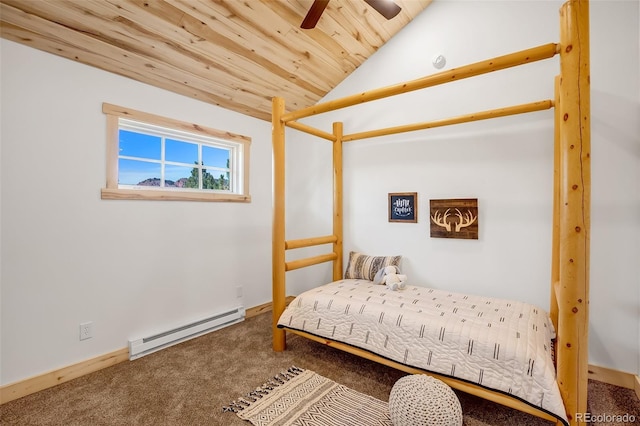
[{"left": 277, "top": 279, "right": 568, "bottom": 424}]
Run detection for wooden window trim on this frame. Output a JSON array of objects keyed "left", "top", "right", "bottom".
[{"left": 101, "top": 103, "right": 251, "bottom": 202}]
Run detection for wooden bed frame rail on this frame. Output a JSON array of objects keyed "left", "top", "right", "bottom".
[
  {"left": 283, "top": 235, "right": 339, "bottom": 271},
  {"left": 272, "top": 1, "right": 589, "bottom": 425},
  {"left": 287, "top": 328, "right": 559, "bottom": 423}
]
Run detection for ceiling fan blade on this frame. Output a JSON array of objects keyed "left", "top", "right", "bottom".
[
  {"left": 364, "top": 0, "right": 402, "bottom": 20},
  {"left": 301, "top": 0, "right": 330, "bottom": 29}
]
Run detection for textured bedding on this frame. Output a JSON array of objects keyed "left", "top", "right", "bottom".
[{"left": 277, "top": 279, "right": 568, "bottom": 425}]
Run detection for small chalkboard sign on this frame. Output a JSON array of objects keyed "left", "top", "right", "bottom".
[{"left": 389, "top": 192, "right": 417, "bottom": 223}]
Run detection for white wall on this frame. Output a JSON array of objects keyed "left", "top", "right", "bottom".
[
  {"left": 1, "top": 0, "right": 637, "bottom": 387},
  {"left": 286, "top": 0, "right": 640, "bottom": 375},
  {"left": 588, "top": 0, "right": 640, "bottom": 377},
  {"left": 0, "top": 40, "right": 273, "bottom": 385}
]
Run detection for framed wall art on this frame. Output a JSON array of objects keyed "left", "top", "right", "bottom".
[
  {"left": 430, "top": 198, "right": 478, "bottom": 239},
  {"left": 389, "top": 192, "right": 417, "bottom": 223}
]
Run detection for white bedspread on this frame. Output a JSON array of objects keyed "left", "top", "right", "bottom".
[{"left": 277, "top": 279, "right": 567, "bottom": 425}]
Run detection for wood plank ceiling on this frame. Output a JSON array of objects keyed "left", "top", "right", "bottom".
[{"left": 0, "top": 0, "right": 431, "bottom": 121}]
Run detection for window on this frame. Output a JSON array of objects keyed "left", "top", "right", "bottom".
[{"left": 102, "top": 103, "right": 250, "bottom": 202}]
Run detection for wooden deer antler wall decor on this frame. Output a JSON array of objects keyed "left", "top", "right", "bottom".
[{"left": 430, "top": 199, "right": 479, "bottom": 240}]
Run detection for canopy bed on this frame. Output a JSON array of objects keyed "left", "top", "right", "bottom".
[{"left": 271, "top": 1, "right": 590, "bottom": 425}]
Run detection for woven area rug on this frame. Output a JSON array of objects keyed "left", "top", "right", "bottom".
[{"left": 224, "top": 366, "right": 392, "bottom": 426}]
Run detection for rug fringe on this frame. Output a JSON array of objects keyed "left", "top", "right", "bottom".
[{"left": 222, "top": 366, "right": 305, "bottom": 413}]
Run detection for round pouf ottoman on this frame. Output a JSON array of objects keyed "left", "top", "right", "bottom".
[{"left": 388, "top": 375, "right": 463, "bottom": 426}]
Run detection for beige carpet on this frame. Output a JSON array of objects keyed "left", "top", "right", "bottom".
[{"left": 1, "top": 311, "right": 639, "bottom": 425}]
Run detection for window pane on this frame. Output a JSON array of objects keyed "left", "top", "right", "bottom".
[
  {"left": 166, "top": 139, "right": 198, "bottom": 164},
  {"left": 165, "top": 164, "right": 198, "bottom": 188},
  {"left": 119, "top": 130, "right": 161, "bottom": 160},
  {"left": 203, "top": 168, "right": 230, "bottom": 190},
  {"left": 202, "top": 145, "right": 230, "bottom": 169},
  {"left": 119, "top": 159, "right": 161, "bottom": 186}
]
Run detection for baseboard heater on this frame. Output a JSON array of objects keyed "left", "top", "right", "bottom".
[{"left": 128, "top": 306, "right": 245, "bottom": 360}]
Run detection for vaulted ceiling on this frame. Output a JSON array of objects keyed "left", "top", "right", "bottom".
[{"left": 0, "top": 0, "right": 431, "bottom": 121}]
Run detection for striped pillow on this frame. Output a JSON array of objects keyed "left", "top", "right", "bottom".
[{"left": 344, "top": 251, "right": 402, "bottom": 281}]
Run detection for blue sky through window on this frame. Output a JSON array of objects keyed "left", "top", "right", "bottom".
[
  {"left": 166, "top": 139, "right": 197, "bottom": 163},
  {"left": 119, "top": 130, "right": 161, "bottom": 160},
  {"left": 118, "top": 129, "right": 230, "bottom": 186},
  {"left": 118, "top": 158, "right": 160, "bottom": 185}
]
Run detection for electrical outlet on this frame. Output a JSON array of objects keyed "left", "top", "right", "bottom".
[
  {"left": 236, "top": 286, "right": 243, "bottom": 298},
  {"left": 79, "top": 322, "right": 93, "bottom": 341}
]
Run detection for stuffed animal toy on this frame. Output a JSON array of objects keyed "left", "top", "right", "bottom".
[{"left": 373, "top": 265, "right": 408, "bottom": 291}]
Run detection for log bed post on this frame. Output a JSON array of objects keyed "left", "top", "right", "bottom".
[
  {"left": 550, "top": 75, "right": 561, "bottom": 336},
  {"left": 271, "top": 2, "right": 588, "bottom": 421},
  {"left": 333, "top": 122, "right": 344, "bottom": 281},
  {"left": 272, "top": 96, "right": 287, "bottom": 351},
  {"left": 557, "top": 0, "right": 590, "bottom": 424}
]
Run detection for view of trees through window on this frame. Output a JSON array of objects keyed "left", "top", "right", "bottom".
[
  {"left": 117, "top": 125, "right": 232, "bottom": 191},
  {"left": 183, "top": 160, "right": 230, "bottom": 190}
]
